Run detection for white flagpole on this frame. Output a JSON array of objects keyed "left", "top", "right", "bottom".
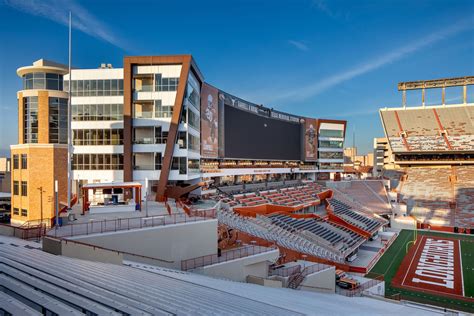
[{"left": 67, "top": 11, "right": 72, "bottom": 210}]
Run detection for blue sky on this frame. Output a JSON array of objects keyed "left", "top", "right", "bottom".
[{"left": 0, "top": 0, "right": 473, "bottom": 157}]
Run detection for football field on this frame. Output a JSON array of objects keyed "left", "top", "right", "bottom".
[{"left": 368, "top": 229, "right": 474, "bottom": 313}]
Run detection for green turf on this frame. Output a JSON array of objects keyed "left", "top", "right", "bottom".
[
  {"left": 461, "top": 240, "right": 474, "bottom": 298},
  {"left": 367, "top": 229, "right": 474, "bottom": 313}
]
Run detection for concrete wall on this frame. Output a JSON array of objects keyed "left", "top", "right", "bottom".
[
  {"left": 247, "top": 275, "right": 283, "bottom": 288},
  {"left": 61, "top": 240, "right": 124, "bottom": 265},
  {"left": 300, "top": 266, "right": 336, "bottom": 294},
  {"left": 0, "top": 224, "right": 14, "bottom": 237},
  {"left": 193, "top": 249, "right": 279, "bottom": 282},
  {"left": 71, "top": 219, "right": 217, "bottom": 269}
]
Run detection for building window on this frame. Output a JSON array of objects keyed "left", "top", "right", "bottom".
[
  {"left": 21, "top": 154, "right": 27, "bottom": 169},
  {"left": 13, "top": 181, "right": 19, "bottom": 195},
  {"left": 24, "top": 96, "right": 39, "bottom": 143},
  {"left": 21, "top": 181, "right": 27, "bottom": 196},
  {"left": 66, "top": 79, "right": 124, "bottom": 96},
  {"left": 72, "top": 104, "right": 123, "bottom": 121},
  {"left": 13, "top": 155, "right": 19, "bottom": 169},
  {"left": 155, "top": 154, "right": 162, "bottom": 170},
  {"left": 177, "top": 131, "right": 187, "bottom": 149},
  {"left": 49, "top": 97, "right": 68, "bottom": 144},
  {"left": 171, "top": 157, "right": 187, "bottom": 174},
  {"left": 319, "top": 129, "right": 344, "bottom": 138},
  {"left": 154, "top": 100, "right": 173, "bottom": 118},
  {"left": 72, "top": 154, "right": 124, "bottom": 170},
  {"left": 23, "top": 72, "right": 63, "bottom": 91},
  {"left": 155, "top": 74, "right": 179, "bottom": 92},
  {"left": 188, "top": 108, "right": 200, "bottom": 131},
  {"left": 72, "top": 129, "right": 123, "bottom": 146},
  {"left": 188, "top": 159, "right": 200, "bottom": 174},
  {"left": 21, "top": 209, "right": 27, "bottom": 217},
  {"left": 188, "top": 134, "right": 200, "bottom": 152},
  {"left": 13, "top": 208, "right": 19, "bottom": 215}
]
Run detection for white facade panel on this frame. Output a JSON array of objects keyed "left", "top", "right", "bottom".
[
  {"left": 72, "top": 121, "right": 124, "bottom": 130},
  {"left": 319, "top": 123, "right": 344, "bottom": 131},
  {"left": 133, "top": 118, "right": 171, "bottom": 128},
  {"left": 133, "top": 144, "right": 166, "bottom": 153},
  {"left": 134, "top": 65, "right": 182, "bottom": 77},
  {"left": 72, "top": 170, "right": 123, "bottom": 182},
  {"left": 318, "top": 159, "right": 344, "bottom": 163},
  {"left": 72, "top": 145, "right": 124, "bottom": 154},
  {"left": 66, "top": 68, "right": 123, "bottom": 80},
  {"left": 71, "top": 96, "right": 123, "bottom": 105},
  {"left": 134, "top": 91, "right": 177, "bottom": 104}
]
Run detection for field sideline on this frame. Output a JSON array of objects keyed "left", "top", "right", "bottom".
[{"left": 368, "top": 229, "right": 474, "bottom": 313}]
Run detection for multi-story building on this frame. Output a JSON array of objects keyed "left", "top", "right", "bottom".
[
  {"left": 11, "top": 56, "right": 347, "bottom": 223},
  {"left": 10, "top": 59, "right": 69, "bottom": 225},
  {"left": 372, "top": 137, "right": 395, "bottom": 176}
]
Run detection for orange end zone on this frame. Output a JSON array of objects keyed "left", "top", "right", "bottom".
[{"left": 392, "top": 235, "right": 466, "bottom": 300}]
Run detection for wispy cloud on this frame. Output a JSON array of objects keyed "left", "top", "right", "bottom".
[
  {"left": 288, "top": 40, "right": 309, "bottom": 51},
  {"left": 269, "top": 18, "right": 474, "bottom": 103},
  {"left": 3, "top": 0, "right": 127, "bottom": 50},
  {"left": 311, "top": 0, "right": 349, "bottom": 21}
]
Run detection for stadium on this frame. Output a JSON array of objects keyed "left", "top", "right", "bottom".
[{"left": 2, "top": 55, "right": 473, "bottom": 314}]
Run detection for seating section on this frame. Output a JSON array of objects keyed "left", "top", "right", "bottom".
[
  {"left": 268, "top": 214, "right": 364, "bottom": 253},
  {"left": 217, "top": 204, "right": 350, "bottom": 263},
  {"left": 454, "top": 166, "right": 474, "bottom": 227},
  {"left": 400, "top": 167, "right": 454, "bottom": 227},
  {"left": 335, "top": 181, "right": 391, "bottom": 214},
  {"left": 0, "top": 237, "right": 301, "bottom": 315},
  {"left": 228, "top": 183, "right": 323, "bottom": 207},
  {"left": 327, "top": 199, "right": 385, "bottom": 234},
  {"left": 381, "top": 105, "right": 474, "bottom": 152}
]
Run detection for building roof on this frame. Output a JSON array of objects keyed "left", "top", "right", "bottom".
[
  {"left": 0, "top": 236, "right": 437, "bottom": 315},
  {"left": 17, "top": 59, "right": 69, "bottom": 77}
]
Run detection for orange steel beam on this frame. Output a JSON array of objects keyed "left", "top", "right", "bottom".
[
  {"left": 432, "top": 108, "right": 453, "bottom": 150},
  {"left": 394, "top": 111, "right": 411, "bottom": 151}
]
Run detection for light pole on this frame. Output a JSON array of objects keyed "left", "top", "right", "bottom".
[
  {"left": 37, "top": 186, "right": 46, "bottom": 226},
  {"left": 55, "top": 180, "right": 59, "bottom": 228},
  {"left": 145, "top": 177, "right": 148, "bottom": 217}
]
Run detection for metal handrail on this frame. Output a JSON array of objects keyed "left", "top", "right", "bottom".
[
  {"left": 181, "top": 245, "right": 277, "bottom": 271},
  {"left": 49, "top": 213, "right": 210, "bottom": 238}
]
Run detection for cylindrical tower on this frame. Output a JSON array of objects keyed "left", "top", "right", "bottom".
[{"left": 10, "top": 59, "right": 69, "bottom": 226}]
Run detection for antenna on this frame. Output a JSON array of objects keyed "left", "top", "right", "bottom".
[{"left": 67, "top": 11, "right": 72, "bottom": 211}]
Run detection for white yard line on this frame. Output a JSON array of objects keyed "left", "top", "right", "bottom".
[
  {"left": 459, "top": 240, "right": 465, "bottom": 297},
  {"left": 402, "top": 236, "right": 425, "bottom": 286}
]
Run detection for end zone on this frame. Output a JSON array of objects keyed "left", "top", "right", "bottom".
[{"left": 392, "top": 235, "right": 465, "bottom": 299}]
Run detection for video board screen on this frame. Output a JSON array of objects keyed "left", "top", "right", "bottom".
[{"left": 223, "top": 104, "right": 302, "bottom": 160}]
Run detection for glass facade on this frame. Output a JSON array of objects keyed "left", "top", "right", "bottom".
[
  {"left": 188, "top": 108, "right": 200, "bottom": 130},
  {"left": 23, "top": 73, "right": 63, "bottom": 91},
  {"left": 49, "top": 97, "right": 68, "bottom": 144},
  {"left": 72, "top": 154, "right": 124, "bottom": 170},
  {"left": 73, "top": 129, "right": 123, "bottom": 145},
  {"left": 65, "top": 79, "right": 124, "bottom": 96},
  {"left": 319, "top": 140, "right": 343, "bottom": 148},
  {"left": 155, "top": 74, "right": 179, "bottom": 91},
  {"left": 23, "top": 96, "right": 38, "bottom": 143},
  {"left": 319, "top": 151, "right": 343, "bottom": 159},
  {"left": 72, "top": 104, "right": 123, "bottom": 121},
  {"left": 319, "top": 129, "right": 344, "bottom": 138},
  {"left": 171, "top": 157, "right": 187, "bottom": 174},
  {"left": 188, "top": 159, "right": 200, "bottom": 174}
]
